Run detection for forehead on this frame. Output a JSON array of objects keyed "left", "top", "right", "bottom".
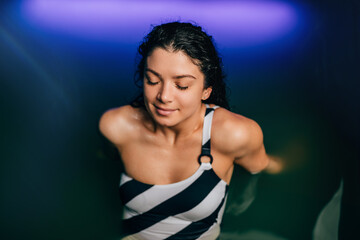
[{"left": 146, "top": 48, "right": 202, "bottom": 76}]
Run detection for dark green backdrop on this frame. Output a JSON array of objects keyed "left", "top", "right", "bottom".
[{"left": 1, "top": 0, "right": 359, "bottom": 239}]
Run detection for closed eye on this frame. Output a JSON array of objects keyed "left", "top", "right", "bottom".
[
  {"left": 146, "top": 80, "right": 159, "bottom": 85},
  {"left": 145, "top": 74, "right": 159, "bottom": 85},
  {"left": 177, "top": 85, "right": 188, "bottom": 90}
]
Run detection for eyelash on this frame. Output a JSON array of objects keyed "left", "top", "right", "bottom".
[
  {"left": 177, "top": 85, "right": 188, "bottom": 90},
  {"left": 145, "top": 76, "right": 188, "bottom": 90},
  {"left": 145, "top": 75, "right": 159, "bottom": 85},
  {"left": 146, "top": 79, "right": 158, "bottom": 85}
]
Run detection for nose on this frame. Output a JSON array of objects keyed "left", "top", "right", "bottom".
[{"left": 157, "top": 82, "right": 173, "bottom": 103}]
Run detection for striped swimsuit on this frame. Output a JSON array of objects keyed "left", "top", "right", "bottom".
[{"left": 119, "top": 105, "right": 229, "bottom": 240}]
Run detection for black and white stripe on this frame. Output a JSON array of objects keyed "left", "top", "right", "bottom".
[{"left": 119, "top": 105, "right": 227, "bottom": 240}]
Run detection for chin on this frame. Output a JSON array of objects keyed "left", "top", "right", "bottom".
[{"left": 152, "top": 115, "right": 178, "bottom": 127}]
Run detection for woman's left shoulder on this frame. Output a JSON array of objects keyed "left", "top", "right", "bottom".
[{"left": 212, "top": 107, "right": 263, "bottom": 155}]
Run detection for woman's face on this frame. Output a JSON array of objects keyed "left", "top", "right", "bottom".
[{"left": 143, "top": 47, "right": 212, "bottom": 128}]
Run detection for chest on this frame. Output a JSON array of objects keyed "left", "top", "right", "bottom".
[
  {"left": 126, "top": 138, "right": 201, "bottom": 162},
  {"left": 119, "top": 133, "right": 203, "bottom": 184}
]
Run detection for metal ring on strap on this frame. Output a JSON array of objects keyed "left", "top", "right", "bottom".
[{"left": 198, "top": 153, "right": 213, "bottom": 164}]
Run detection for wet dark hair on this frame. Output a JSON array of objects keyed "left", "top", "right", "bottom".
[{"left": 131, "top": 21, "right": 229, "bottom": 109}]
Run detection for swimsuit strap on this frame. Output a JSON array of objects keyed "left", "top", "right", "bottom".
[{"left": 198, "top": 104, "right": 219, "bottom": 164}]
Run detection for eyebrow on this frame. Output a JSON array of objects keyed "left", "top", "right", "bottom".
[{"left": 145, "top": 68, "right": 196, "bottom": 80}]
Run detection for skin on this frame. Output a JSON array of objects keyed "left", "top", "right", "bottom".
[{"left": 99, "top": 47, "right": 269, "bottom": 185}]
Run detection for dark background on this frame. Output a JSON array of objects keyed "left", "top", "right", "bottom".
[{"left": 0, "top": 0, "right": 359, "bottom": 239}]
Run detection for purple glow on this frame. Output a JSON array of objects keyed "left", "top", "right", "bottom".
[{"left": 21, "top": 0, "right": 301, "bottom": 46}]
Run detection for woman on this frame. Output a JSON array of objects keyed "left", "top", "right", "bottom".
[{"left": 99, "top": 22, "right": 269, "bottom": 240}]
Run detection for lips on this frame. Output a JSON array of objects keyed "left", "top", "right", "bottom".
[{"left": 154, "top": 105, "right": 177, "bottom": 116}]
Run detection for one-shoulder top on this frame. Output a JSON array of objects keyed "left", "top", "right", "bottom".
[{"left": 119, "top": 105, "right": 229, "bottom": 240}]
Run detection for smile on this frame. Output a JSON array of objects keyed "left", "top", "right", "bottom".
[{"left": 154, "top": 105, "right": 177, "bottom": 116}]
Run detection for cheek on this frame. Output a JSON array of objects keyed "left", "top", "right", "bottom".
[
  {"left": 143, "top": 85, "right": 157, "bottom": 99},
  {"left": 179, "top": 90, "right": 203, "bottom": 107}
]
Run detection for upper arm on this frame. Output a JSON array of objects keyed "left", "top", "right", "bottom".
[{"left": 229, "top": 116, "right": 269, "bottom": 174}]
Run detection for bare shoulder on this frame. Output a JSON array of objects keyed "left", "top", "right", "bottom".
[
  {"left": 99, "top": 105, "right": 143, "bottom": 146},
  {"left": 212, "top": 107, "right": 268, "bottom": 173},
  {"left": 212, "top": 107, "right": 263, "bottom": 157}
]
